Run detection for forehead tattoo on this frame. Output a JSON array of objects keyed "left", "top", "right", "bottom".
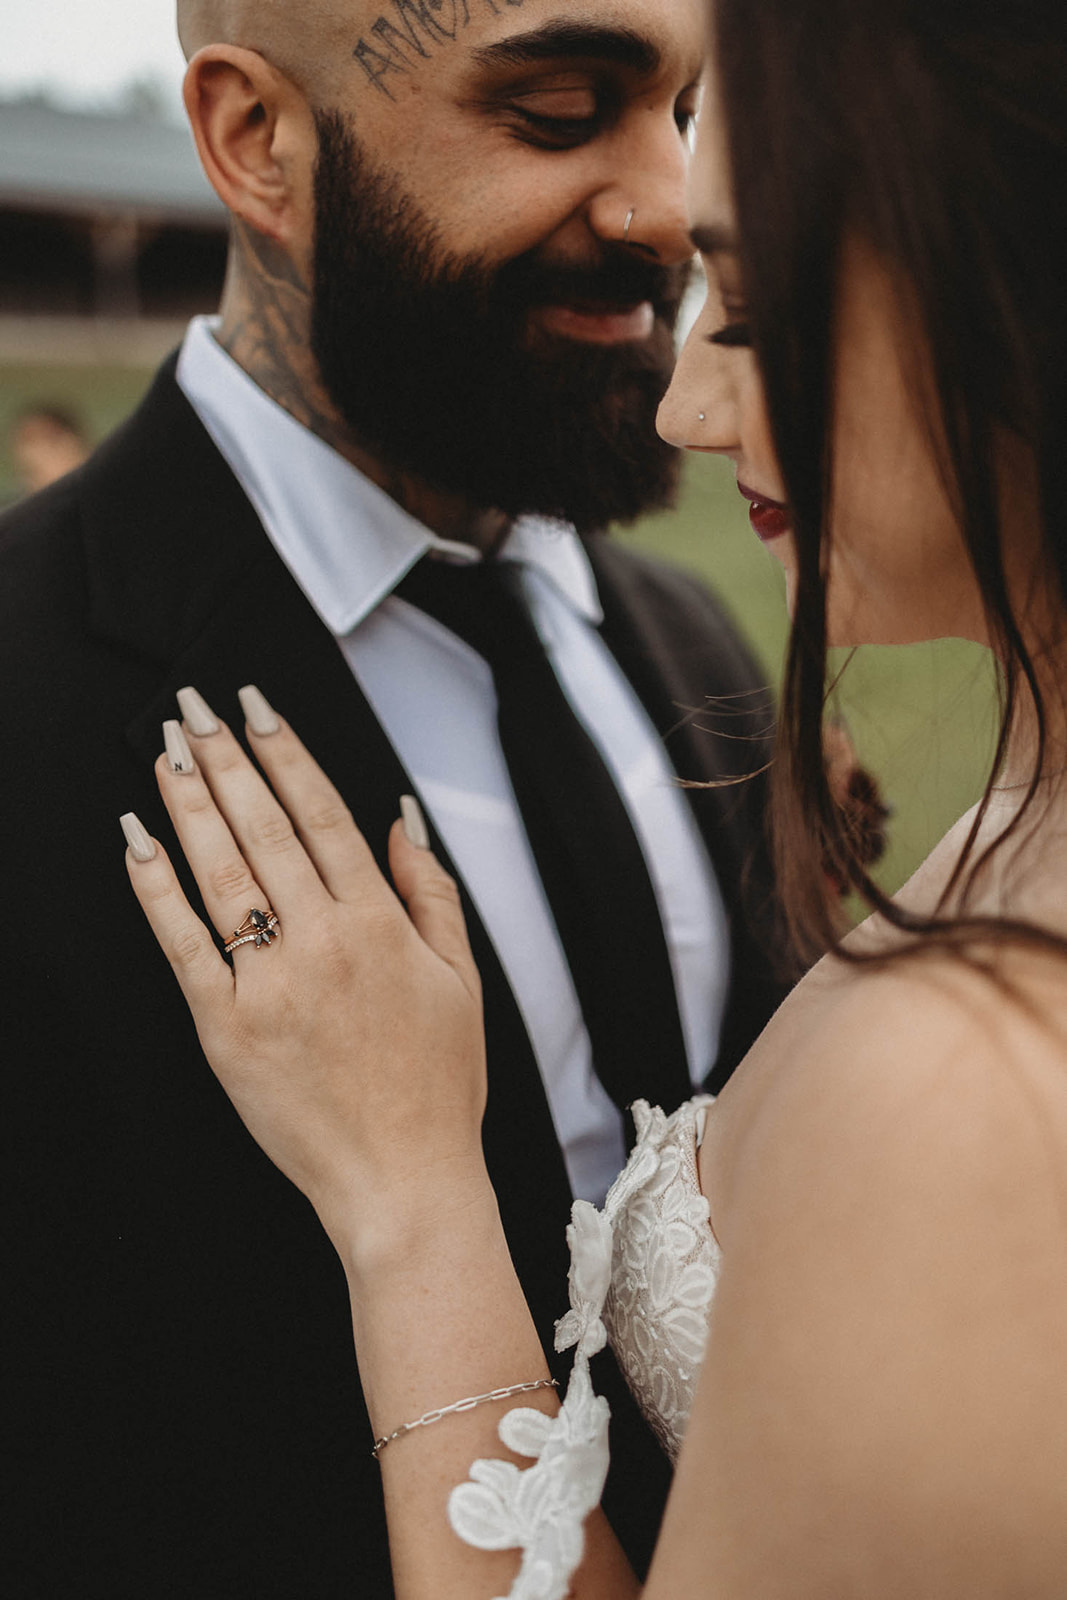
[{"left": 354, "top": 0, "right": 528, "bottom": 99}]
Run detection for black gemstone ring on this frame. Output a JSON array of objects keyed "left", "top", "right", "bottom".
[{"left": 224, "top": 907, "right": 280, "bottom": 954}]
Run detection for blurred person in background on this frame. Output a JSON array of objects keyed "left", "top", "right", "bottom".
[
  {"left": 0, "top": 2, "right": 786, "bottom": 1595},
  {"left": 9, "top": 402, "right": 90, "bottom": 494}
]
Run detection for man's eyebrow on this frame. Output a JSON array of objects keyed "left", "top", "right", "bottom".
[
  {"left": 689, "top": 224, "right": 738, "bottom": 255},
  {"left": 471, "top": 22, "right": 661, "bottom": 76}
]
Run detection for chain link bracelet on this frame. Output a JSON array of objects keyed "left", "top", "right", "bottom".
[{"left": 372, "top": 1379, "right": 559, "bottom": 1461}]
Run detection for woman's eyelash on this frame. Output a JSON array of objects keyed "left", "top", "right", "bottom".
[{"left": 707, "top": 321, "right": 753, "bottom": 348}]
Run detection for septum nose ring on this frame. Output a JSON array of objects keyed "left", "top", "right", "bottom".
[{"left": 623, "top": 207, "right": 635, "bottom": 244}]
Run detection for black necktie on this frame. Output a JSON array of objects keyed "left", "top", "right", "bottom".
[{"left": 395, "top": 555, "right": 692, "bottom": 1117}]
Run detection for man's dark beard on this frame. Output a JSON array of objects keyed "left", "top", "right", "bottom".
[{"left": 310, "top": 111, "right": 686, "bottom": 533}]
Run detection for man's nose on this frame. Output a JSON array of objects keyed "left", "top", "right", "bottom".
[{"left": 586, "top": 120, "right": 693, "bottom": 266}]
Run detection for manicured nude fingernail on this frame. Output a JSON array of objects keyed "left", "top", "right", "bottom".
[
  {"left": 177, "top": 685, "right": 220, "bottom": 737},
  {"left": 120, "top": 812, "right": 157, "bottom": 863},
  {"left": 400, "top": 794, "right": 430, "bottom": 850},
  {"left": 164, "top": 719, "right": 195, "bottom": 775},
  {"left": 238, "top": 684, "right": 280, "bottom": 737}
]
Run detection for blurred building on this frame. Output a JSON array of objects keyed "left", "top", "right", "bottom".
[{"left": 0, "top": 97, "right": 227, "bottom": 369}]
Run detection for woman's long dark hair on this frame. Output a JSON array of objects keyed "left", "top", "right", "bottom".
[{"left": 712, "top": 0, "right": 1067, "bottom": 961}]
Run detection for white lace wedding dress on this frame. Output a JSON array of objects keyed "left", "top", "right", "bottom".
[{"left": 449, "top": 1097, "right": 721, "bottom": 1598}]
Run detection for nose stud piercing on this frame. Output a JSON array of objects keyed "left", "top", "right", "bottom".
[
  {"left": 698, "top": 411, "right": 706, "bottom": 421},
  {"left": 623, "top": 207, "right": 635, "bottom": 243}
]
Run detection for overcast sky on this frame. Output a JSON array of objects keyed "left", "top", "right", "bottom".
[{"left": 2, "top": 1, "right": 187, "bottom": 113}]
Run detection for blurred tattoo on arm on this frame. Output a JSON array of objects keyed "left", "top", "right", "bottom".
[{"left": 354, "top": 0, "right": 526, "bottom": 100}]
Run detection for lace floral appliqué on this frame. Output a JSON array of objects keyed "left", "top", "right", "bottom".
[
  {"left": 448, "top": 1204, "right": 613, "bottom": 1600},
  {"left": 448, "top": 1096, "right": 720, "bottom": 1594},
  {"left": 601, "top": 1097, "right": 719, "bottom": 1461}
]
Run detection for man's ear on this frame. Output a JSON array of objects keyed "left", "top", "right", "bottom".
[{"left": 183, "top": 45, "right": 315, "bottom": 247}]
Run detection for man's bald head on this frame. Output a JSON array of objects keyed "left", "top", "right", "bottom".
[
  {"left": 177, "top": 0, "right": 360, "bottom": 101},
  {"left": 176, "top": 0, "right": 697, "bottom": 525}
]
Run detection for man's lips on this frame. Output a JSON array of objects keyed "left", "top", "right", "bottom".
[
  {"left": 533, "top": 300, "right": 656, "bottom": 345},
  {"left": 737, "top": 479, "right": 792, "bottom": 543}
]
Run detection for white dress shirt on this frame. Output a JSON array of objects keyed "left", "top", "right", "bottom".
[{"left": 177, "top": 316, "right": 729, "bottom": 1203}]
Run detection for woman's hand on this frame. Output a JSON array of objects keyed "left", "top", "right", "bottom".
[{"left": 122, "top": 685, "right": 488, "bottom": 1265}]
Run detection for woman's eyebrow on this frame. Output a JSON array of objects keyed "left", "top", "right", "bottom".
[
  {"left": 690, "top": 223, "right": 738, "bottom": 255},
  {"left": 471, "top": 21, "right": 661, "bottom": 76}
]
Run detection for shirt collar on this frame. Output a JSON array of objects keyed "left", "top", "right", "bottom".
[{"left": 176, "top": 316, "right": 603, "bottom": 635}]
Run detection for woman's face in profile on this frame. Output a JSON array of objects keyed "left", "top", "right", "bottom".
[{"left": 658, "top": 79, "right": 989, "bottom": 651}]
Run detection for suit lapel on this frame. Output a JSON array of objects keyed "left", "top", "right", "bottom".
[
  {"left": 585, "top": 535, "right": 761, "bottom": 783},
  {"left": 587, "top": 535, "right": 786, "bottom": 1081},
  {"left": 122, "top": 546, "right": 412, "bottom": 870},
  {"left": 83, "top": 358, "right": 574, "bottom": 1308},
  {"left": 586, "top": 534, "right": 760, "bottom": 878}
]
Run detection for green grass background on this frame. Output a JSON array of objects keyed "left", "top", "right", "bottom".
[
  {"left": 617, "top": 454, "right": 1000, "bottom": 895},
  {"left": 2, "top": 362, "right": 1001, "bottom": 891}
]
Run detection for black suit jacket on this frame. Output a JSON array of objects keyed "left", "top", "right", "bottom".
[{"left": 0, "top": 360, "right": 783, "bottom": 1598}]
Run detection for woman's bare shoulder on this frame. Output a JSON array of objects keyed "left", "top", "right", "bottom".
[
  {"left": 658, "top": 947, "right": 1067, "bottom": 1599},
  {"left": 718, "top": 942, "right": 1067, "bottom": 1241}
]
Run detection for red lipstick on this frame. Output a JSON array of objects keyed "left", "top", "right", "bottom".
[{"left": 736, "top": 480, "right": 792, "bottom": 543}]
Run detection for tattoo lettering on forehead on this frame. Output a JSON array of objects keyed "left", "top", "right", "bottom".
[{"left": 354, "top": 0, "right": 526, "bottom": 100}]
